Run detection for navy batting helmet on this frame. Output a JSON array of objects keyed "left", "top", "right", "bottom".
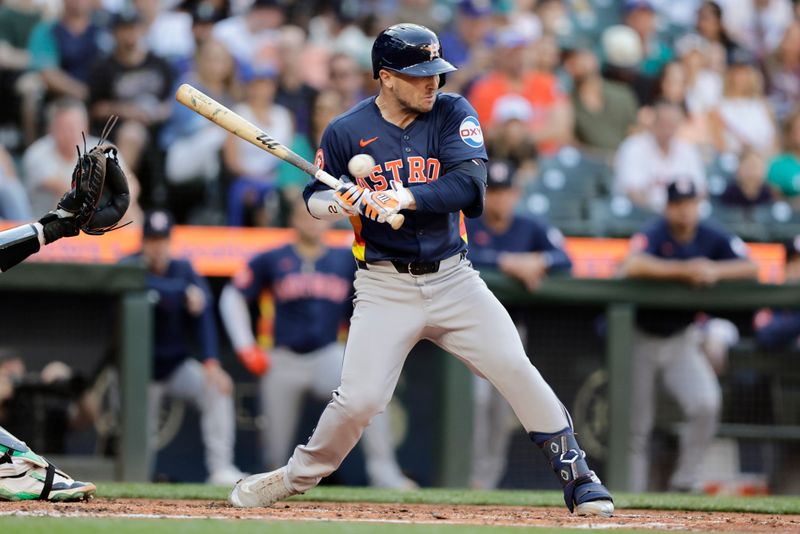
[{"left": 372, "top": 23, "right": 457, "bottom": 87}]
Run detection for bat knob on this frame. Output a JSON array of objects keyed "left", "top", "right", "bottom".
[{"left": 388, "top": 214, "right": 404, "bottom": 230}]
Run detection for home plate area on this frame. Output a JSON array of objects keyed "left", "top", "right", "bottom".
[{"left": 2, "top": 499, "right": 800, "bottom": 532}]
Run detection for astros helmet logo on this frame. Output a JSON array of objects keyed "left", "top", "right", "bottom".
[{"left": 420, "top": 43, "right": 440, "bottom": 60}]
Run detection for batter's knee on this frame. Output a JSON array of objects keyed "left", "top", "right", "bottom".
[
  {"left": 332, "top": 387, "right": 390, "bottom": 426},
  {"left": 481, "top": 351, "right": 533, "bottom": 383},
  {"left": 686, "top": 391, "right": 722, "bottom": 422}
]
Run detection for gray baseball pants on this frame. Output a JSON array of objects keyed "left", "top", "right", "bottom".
[
  {"left": 261, "top": 343, "right": 410, "bottom": 487},
  {"left": 148, "top": 359, "right": 237, "bottom": 477},
  {"left": 285, "top": 254, "right": 570, "bottom": 492},
  {"left": 629, "top": 326, "right": 722, "bottom": 492}
]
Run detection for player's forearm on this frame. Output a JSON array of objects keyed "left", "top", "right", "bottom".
[
  {"left": 219, "top": 284, "right": 257, "bottom": 351},
  {"left": 193, "top": 277, "right": 220, "bottom": 359},
  {"left": 0, "top": 42, "right": 30, "bottom": 69},
  {"left": 714, "top": 259, "right": 758, "bottom": 281},
  {"left": 195, "top": 305, "right": 220, "bottom": 360},
  {"left": 543, "top": 249, "right": 572, "bottom": 273},
  {"left": 411, "top": 169, "right": 483, "bottom": 215},
  {"left": 40, "top": 69, "right": 88, "bottom": 101},
  {"left": 0, "top": 223, "right": 44, "bottom": 272},
  {"left": 619, "top": 254, "right": 691, "bottom": 281},
  {"left": 305, "top": 189, "right": 349, "bottom": 220}
]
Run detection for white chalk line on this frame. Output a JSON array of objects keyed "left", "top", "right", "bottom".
[{"left": 0, "top": 509, "right": 697, "bottom": 529}]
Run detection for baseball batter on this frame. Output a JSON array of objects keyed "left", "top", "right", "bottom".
[
  {"left": 219, "top": 201, "right": 415, "bottom": 488},
  {"left": 229, "top": 23, "right": 613, "bottom": 516}
]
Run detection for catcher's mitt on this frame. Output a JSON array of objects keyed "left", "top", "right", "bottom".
[{"left": 39, "top": 116, "right": 131, "bottom": 244}]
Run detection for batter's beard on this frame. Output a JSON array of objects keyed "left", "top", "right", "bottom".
[{"left": 396, "top": 92, "right": 436, "bottom": 115}]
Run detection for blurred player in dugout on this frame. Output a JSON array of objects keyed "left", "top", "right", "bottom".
[
  {"left": 120, "top": 210, "right": 246, "bottom": 485},
  {"left": 620, "top": 180, "right": 757, "bottom": 492},
  {"left": 755, "top": 237, "right": 800, "bottom": 349},
  {"left": 219, "top": 200, "right": 416, "bottom": 489},
  {"left": 465, "top": 160, "right": 572, "bottom": 489}
]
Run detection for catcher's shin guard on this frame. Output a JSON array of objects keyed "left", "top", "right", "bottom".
[
  {"left": 0, "top": 224, "right": 41, "bottom": 272},
  {"left": 530, "top": 427, "right": 613, "bottom": 515},
  {"left": 0, "top": 426, "right": 30, "bottom": 454}
]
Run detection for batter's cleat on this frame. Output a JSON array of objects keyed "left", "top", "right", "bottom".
[
  {"left": 530, "top": 427, "right": 614, "bottom": 517},
  {"left": 228, "top": 466, "right": 299, "bottom": 508},
  {"left": 576, "top": 498, "right": 615, "bottom": 517}
]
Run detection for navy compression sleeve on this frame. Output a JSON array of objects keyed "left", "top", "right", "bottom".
[
  {"left": 411, "top": 159, "right": 487, "bottom": 217},
  {"left": 191, "top": 268, "right": 219, "bottom": 361}
]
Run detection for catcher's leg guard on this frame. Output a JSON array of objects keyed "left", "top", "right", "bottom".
[
  {"left": 530, "top": 427, "right": 614, "bottom": 515},
  {"left": 0, "top": 425, "right": 95, "bottom": 502},
  {"left": 0, "top": 224, "right": 41, "bottom": 272}
]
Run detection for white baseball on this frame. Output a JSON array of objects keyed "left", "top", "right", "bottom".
[{"left": 347, "top": 154, "right": 376, "bottom": 178}]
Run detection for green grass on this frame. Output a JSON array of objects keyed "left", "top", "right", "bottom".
[
  {"left": 96, "top": 482, "right": 800, "bottom": 515},
  {"left": 0, "top": 517, "right": 667, "bottom": 534}
]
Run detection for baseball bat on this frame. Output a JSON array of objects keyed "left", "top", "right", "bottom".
[{"left": 174, "top": 83, "right": 404, "bottom": 230}]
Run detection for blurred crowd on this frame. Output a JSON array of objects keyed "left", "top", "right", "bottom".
[{"left": 2, "top": 0, "right": 800, "bottom": 236}]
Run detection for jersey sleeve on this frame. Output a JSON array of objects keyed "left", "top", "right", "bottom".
[
  {"left": 533, "top": 221, "right": 572, "bottom": 272},
  {"left": 232, "top": 252, "right": 273, "bottom": 301},
  {"left": 437, "top": 95, "right": 488, "bottom": 169},
  {"left": 27, "top": 22, "right": 58, "bottom": 71},
  {"left": 712, "top": 230, "right": 749, "bottom": 261},
  {"left": 186, "top": 262, "right": 219, "bottom": 361},
  {"left": 303, "top": 122, "right": 349, "bottom": 200}
]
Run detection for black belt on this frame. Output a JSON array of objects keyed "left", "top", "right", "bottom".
[{"left": 356, "top": 252, "right": 464, "bottom": 276}]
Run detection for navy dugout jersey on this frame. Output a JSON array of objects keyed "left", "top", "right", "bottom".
[
  {"left": 232, "top": 244, "right": 355, "bottom": 354},
  {"left": 121, "top": 254, "right": 219, "bottom": 381},
  {"left": 465, "top": 215, "right": 572, "bottom": 273},
  {"left": 630, "top": 218, "right": 749, "bottom": 336}
]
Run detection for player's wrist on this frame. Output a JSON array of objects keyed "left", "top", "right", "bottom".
[
  {"left": 38, "top": 211, "right": 79, "bottom": 244},
  {"left": 237, "top": 345, "right": 270, "bottom": 376},
  {"left": 395, "top": 187, "right": 414, "bottom": 210}
]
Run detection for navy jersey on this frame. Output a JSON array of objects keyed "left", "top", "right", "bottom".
[
  {"left": 233, "top": 244, "right": 355, "bottom": 354},
  {"left": 121, "top": 254, "right": 219, "bottom": 381},
  {"left": 630, "top": 218, "right": 749, "bottom": 336},
  {"left": 755, "top": 309, "right": 800, "bottom": 349},
  {"left": 465, "top": 215, "right": 572, "bottom": 273},
  {"left": 303, "top": 93, "right": 488, "bottom": 263}
]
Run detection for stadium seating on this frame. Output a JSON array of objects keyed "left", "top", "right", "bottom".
[{"left": 588, "top": 196, "right": 657, "bottom": 238}]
